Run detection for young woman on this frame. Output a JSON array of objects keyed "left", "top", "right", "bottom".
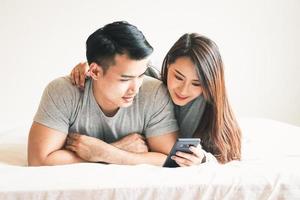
[{"left": 70, "top": 33, "right": 242, "bottom": 165}]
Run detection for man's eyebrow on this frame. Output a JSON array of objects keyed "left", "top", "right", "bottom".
[
  {"left": 174, "top": 69, "right": 200, "bottom": 82},
  {"left": 121, "top": 71, "right": 146, "bottom": 78},
  {"left": 120, "top": 62, "right": 150, "bottom": 78},
  {"left": 121, "top": 74, "right": 135, "bottom": 78}
]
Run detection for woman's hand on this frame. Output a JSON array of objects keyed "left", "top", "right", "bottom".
[
  {"left": 171, "top": 144, "right": 206, "bottom": 167},
  {"left": 70, "top": 62, "right": 90, "bottom": 89}
]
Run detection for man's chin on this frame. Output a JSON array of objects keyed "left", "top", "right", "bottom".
[{"left": 119, "top": 101, "right": 134, "bottom": 108}]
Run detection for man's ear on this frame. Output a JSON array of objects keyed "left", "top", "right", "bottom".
[{"left": 89, "top": 63, "right": 103, "bottom": 80}]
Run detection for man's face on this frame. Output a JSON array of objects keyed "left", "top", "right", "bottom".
[{"left": 94, "top": 54, "right": 149, "bottom": 114}]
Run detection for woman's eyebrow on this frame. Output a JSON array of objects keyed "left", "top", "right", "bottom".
[
  {"left": 174, "top": 69, "right": 200, "bottom": 82},
  {"left": 174, "top": 69, "right": 185, "bottom": 77}
]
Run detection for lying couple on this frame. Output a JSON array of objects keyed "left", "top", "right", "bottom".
[{"left": 28, "top": 21, "right": 241, "bottom": 167}]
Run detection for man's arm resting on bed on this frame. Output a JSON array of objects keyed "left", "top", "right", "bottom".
[
  {"left": 65, "top": 131, "right": 177, "bottom": 166},
  {"left": 117, "top": 132, "right": 177, "bottom": 165},
  {"left": 27, "top": 122, "right": 84, "bottom": 166}
]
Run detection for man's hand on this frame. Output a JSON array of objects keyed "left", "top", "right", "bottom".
[
  {"left": 65, "top": 133, "right": 149, "bottom": 162},
  {"left": 112, "top": 133, "right": 148, "bottom": 153},
  {"left": 65, "top": 133, "right": 112, "bottom": 162}
]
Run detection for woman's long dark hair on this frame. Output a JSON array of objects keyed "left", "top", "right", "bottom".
[{"left": 161, "top": 33, "right": 241, "bottom": 163}]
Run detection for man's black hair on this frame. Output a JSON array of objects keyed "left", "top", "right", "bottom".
[{"left": 86, "top": 21, "right": 153, "bottom": 72}]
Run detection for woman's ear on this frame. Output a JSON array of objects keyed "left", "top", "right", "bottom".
[{"left": 89, "top": 63, "right": 103, "bottom": 80}]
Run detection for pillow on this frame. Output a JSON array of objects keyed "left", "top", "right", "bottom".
[
  {"left": 239, "top": 118, "right": 300, "bottom": 161},
  {"left": 0, "top": 127, "right": 29, "bottom": 166},
  {"left": 0, "top": 143, "right": 27, "bottom": 166}
]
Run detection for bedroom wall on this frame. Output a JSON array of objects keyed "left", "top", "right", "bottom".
[{"left": 0, "top": 0, "right": 299, "bottom": 131}]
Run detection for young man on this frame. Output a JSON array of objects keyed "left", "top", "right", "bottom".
[{"left": 27, "top": 21, "right": 178, "bottom": 166}]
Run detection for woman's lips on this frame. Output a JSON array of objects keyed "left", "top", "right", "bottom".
[{"left": 174, "top": 92, "right": 188, "bottom": 100}]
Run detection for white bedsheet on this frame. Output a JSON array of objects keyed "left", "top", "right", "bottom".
[{"left": 1, "top": 118, "right": 300, "bottom": 199}]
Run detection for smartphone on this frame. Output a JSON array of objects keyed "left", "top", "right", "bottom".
[{"left": 163, "top": 138, "right": 201, "bottom": 168}]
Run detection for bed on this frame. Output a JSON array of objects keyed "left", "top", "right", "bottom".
[{"left": 1, "top": 118, "right": 300, "bottom": 199}]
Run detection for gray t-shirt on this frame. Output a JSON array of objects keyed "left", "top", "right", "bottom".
[
  {"left": 33, "top": 76, "right": 179, "bottom": 143},
  {"left": 174, "top": 95, "right": 206, "bottom": 138}
]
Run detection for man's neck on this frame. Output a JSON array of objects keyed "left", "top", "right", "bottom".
[{"left": 92, "top": 81, "right": 119, "bottom": 117}]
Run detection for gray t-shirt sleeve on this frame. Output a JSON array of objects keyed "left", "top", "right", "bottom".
[
  {"left": 144, "top": 83, "right": 179, "bottom": 137},
  {"left": 33, "top": 77, "right": 76, "bottom": 134}
]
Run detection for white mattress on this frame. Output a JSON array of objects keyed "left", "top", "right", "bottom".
[{"left": 1, "top": 118, "right": 300, "bottom": 199}]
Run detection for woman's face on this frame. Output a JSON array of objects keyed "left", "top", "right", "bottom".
[{"left": 167, "top": 56, "right": 203, "bottom": 106}]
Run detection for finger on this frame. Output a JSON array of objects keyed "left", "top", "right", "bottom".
[
  {"left": 137, "top": 133, "right": 145, "bottom": 139},
  {"left": 67, "top": 133, "right": 75, "bottom": 140},
  {"left": 65, "top": 144, "right": 76, "bottom": 152},
  {"left": 66, "top": 137, "right": 74, "bottom": 145},
  {"left": 138, "top": 144, "right": 148, "bottom": 153},
  {"left": 176, "top": 151, "right": 201, "bottom": 164},
  {"left": 130, "top": 133, "right": 143, "bottom": 138},
  {"left": 129, "top": 133, "right": 143, "bottom": 141},
  {"left": 79, "top": 72, "right": 86, "bottom": 89},
  {"left": 139, "top": 135, "right": 146, "bottom": 141},
  {"left": 143, "top": 145, "right": 149, "bottom": 152},
  {"left": 71, "top": 133, "right": 81, "bottom": 137},
  {"left": 176, "top": 161, "right": 189, "bottom": 167},
  {"left": 66, "top": 137, "right": 71, "bottom": 144},
  {"left": 137, "top": 138, "right": 146, "bottom": 144},
  {"left": 189, "top": 146, "right": 201, "bottom": 157},
  {"left": 141, "top": 135, "right": 146, "bottom": 141},
  {"left": 176, "top": 151, "right": 195, "bottom": 161},
  {"left": 70, "top": 70, "right": 75, "bottom": 85},
  {"left": 66, "top": 136, "right": 76, "bottom": 146},
  {"left": 72, "top": 133, "right": 82, "bottom": 138},
  {"left": 173, "top": 157, "right": 189, "bottom": 167},
  {"left": 190, "top": 146, "right": 205, "bottom": 162},
  {"left": 171, "top": 156, "right": 192, "bottom": 166},
  {"left": 86, "top": 69, "right": 91, "bottom": 77},
  {"left": 69, "top": 133, "right": 81, "bottom": 140},
  {"left": 77, "top": 63, "right": 86, "bottom": 88},
  {"left": 82, "top": 62, "right": 89, "bottom": 73},
  {"left": 74, "top": 69, "right": 80, "bottom": 87}
]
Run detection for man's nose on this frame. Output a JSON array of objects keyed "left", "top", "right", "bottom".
[{"left": 129, "top": 77, "right": 143, "bottom": 93}]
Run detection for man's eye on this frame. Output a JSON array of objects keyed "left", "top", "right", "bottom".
[
  {"left": 175, "top": 75, "right": 183, "bottom": 81},
  {"left": 120, "top": 79, "right": 130, "bottom": 82}
]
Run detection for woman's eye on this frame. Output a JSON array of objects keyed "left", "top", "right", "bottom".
[
  {"left": 175, "top": 75, "right": 183, "bottom": 81},
  {"left": 120, "top": 79, "right": 130, "bottom": 82},
  {"left": 192, "top": 83, "right": 201, "bottom": 87}
]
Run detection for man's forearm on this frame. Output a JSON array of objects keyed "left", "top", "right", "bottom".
[
  {"left": 42, "top": 149, "right": 85, "bottom": 166},
  {"left": 64, "top": 133, "right": 171, "bottom": 166},
  {"left": 97, "top": 144, "right": 167, "bottom": 166}
]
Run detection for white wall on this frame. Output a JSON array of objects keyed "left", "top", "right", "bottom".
[{"left": 0, "top": 0, "right": 299, "bottom": 131}]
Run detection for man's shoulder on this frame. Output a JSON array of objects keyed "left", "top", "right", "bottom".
[
  {"left": 46, "top": 76, "right": 78, "bottom": 93},
  {"left": 138, "top": 75, "right": 170, "bottom": 102},
  {"left": 44, "top": 76, "right": 82, "bottom": 101},
  {"left": 47, "top": 76, "right": 72, "bottom": 88},
  {"left": 140, "top": 75, "right": 166, "bottom": 93}
]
